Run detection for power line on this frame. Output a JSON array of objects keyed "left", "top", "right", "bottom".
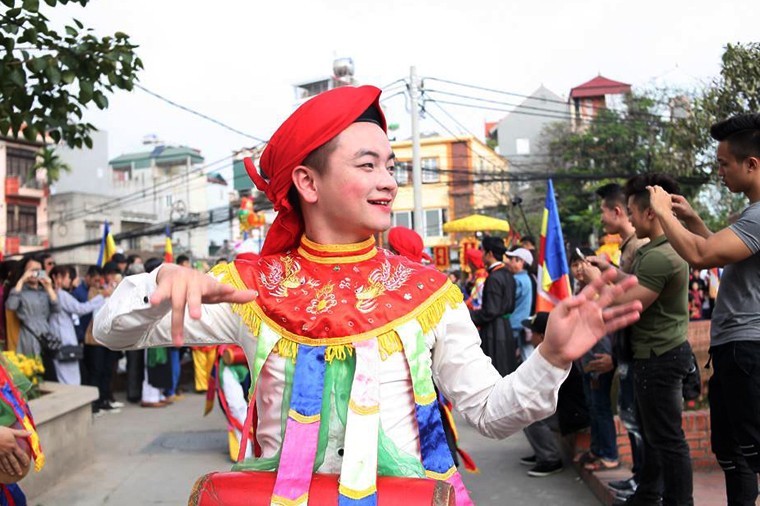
[{"left": 134, "top": 83, "right": 268, "bottom": 144}]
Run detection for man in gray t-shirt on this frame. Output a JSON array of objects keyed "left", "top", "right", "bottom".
[{"left": 648, "top": 113, "right": 760, "bottom": 506}]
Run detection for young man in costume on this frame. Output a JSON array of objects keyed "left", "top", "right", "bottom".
[
  {"left": 647, "top": 113, "right": 760, "bottom": 506},
  {"left": 94, "top": 85, "right": 642, "bottom": 505}
]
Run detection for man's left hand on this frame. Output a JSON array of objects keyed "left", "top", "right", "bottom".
[{"left": 539, "top": 269, "right": 642, "bottom": 369}]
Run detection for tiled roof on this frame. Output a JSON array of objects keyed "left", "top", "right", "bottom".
[{"left": 570, "top": 75, "right": 631, "bottom": 99}]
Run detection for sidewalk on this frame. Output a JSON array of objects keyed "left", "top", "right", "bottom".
[
  {"left": 576, "top": 461, "right": 758, "bottom": 505},
  {"left": 30, "top": 391, "right": 231, "bottom": 506}
]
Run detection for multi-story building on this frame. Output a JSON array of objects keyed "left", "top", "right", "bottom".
[
  {"left": 569, "top": 74, "right": 632, "bottom": 130},
  {"left": 0, "top": 136, "right": 49, "bottom": 258},
  {"left": 51, "top": 133, "right": 230, "bottom": 263},
  {"left": 390, "top": 134, "right": 509, "bottom": 248}
]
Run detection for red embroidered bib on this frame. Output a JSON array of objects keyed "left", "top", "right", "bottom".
[{"left": 227, "top": 236, "right": 451, "bottom": 344}]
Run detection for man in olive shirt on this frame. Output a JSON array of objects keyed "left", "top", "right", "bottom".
[{"left": 589, "top": 173, "right": 693, "bottom": 506}]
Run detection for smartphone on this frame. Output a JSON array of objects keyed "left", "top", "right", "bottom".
[{"left": 575, "top": 247, "right": 586, "bottom": 260}]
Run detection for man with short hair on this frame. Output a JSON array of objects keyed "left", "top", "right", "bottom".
[
  {"left": 648, "top": 113, "right": 760, "bottom": 506},
  {"left": 93, "top": 85, "right": 642, "bottom": 504},
  {"left": 470, "top": 236, "right": 517, "bottom": 376},
  {"left": 590, "top": 173, "right": 693, "bottom": 506},
  {"left": 593, "top": 182, "right": 649, "bottom": 498},
  {"left": 505, "top": 247, "right": 535, "bottom": 361}
]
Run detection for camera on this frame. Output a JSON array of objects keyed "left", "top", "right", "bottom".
[{"left": 35, "top": 270, "right": 47, "bottom": 279}]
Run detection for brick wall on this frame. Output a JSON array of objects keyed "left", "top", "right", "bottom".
[{"left": 576, "top": 320, "right": 718, "bottom": 470}]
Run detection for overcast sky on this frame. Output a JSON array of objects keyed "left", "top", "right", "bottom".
[{"left": 47, "top": 0, "right": 757, "bottom": 175}]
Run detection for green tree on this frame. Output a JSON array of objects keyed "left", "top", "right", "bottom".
[
  {"left": 672, "top": 42, "right": 760, "bottom": 229},
  {"left": 1, "top": 0, "right": 143, "bottom": 148},
  {"left": 542, "top": 93, "right": 692, "bottom": 243},
  {"left": 31, "top": 146, "right": 70, "bottom": 183}
]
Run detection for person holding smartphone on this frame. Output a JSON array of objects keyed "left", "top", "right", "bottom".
[{"left": 6, "top": 256, "right": 59, "bottom": 381}]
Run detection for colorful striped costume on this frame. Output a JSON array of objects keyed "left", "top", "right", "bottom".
[{"left": 212, "top": 236, "right": 474, "bottom": 506}]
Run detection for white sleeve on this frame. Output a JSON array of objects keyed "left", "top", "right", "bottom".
[
  {"left": 431, "top": 302, "right": 570, "bottom": 439},
  {"left": 93, "top": 267, "right": 244, "bottom": 350}
]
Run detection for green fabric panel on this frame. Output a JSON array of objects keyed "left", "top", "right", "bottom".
[
  {"left": 377, "top": 425, "right": 425, "bottom": 478},
  {"left": 219, "top": 362, "right": 248, "bottom": 385},
  {"left": 314, "top": 355, "right": 356, "bottom": 471},
  {"left": 147, "top": 347, "right": 167, "bottom": 367},
  {"left": 398, "top": 322, "right": 435, "bottom": 398}
]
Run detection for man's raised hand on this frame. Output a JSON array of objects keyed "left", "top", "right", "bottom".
[
  {"left": 149, "top": 264, "right": 257, "bottom": 345},
  {"left": 539, "top": 269, "right": 642, "bottom": 368}
]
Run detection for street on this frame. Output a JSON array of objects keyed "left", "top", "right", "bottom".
[{"left": 30, "top": 390, "right": 597, "bottom": 505}]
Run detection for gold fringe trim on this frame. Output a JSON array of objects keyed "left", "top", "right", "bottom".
[
  {"left": 378, "top": 330, "right": 403, "bottom": 360},
  {"left": 425, "top": 465, "right": 457, "bottom": 481},
  {"left": 339, "top": 483, "right": 377, "bottom": 500},
  {"left": 348, "top": 399, "right": 380, "bottom": 415},
  {"left": 271, "top": 492, "right": 309, "bottom": 506},
  {"left": 274, "top": 339, "right": 299, "bottom": 363},
  {"left": 325, "top": 344, "right": 354, "bottom": 363},
  {"left": 230, "top": 302, "right": 262, "bottom": 338},
  {"left": 288, "top": 409, "right": 320, "bottom": 424},
  {"left": 416, "top": 283, "right": 464, "bottom": 335},
  {"left": 414, "top": 392, "right": 437, "bottom": 405}
]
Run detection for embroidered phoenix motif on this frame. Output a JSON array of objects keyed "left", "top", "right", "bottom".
[
  {"left": 354, "top": 260, "right": 413, "bottom": 313},
  {"left": 260, "top": 256, "right": 318, "bottom": 298}
]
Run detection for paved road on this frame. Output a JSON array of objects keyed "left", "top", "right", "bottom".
[{"left": 31, "top": 391, "right": 598, "bottom": 505}]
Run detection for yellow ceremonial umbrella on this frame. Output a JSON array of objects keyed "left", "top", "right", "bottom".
[{"left": 443, "top": 214, "right": 511, "bottom": 233}]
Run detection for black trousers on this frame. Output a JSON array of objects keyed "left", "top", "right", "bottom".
[
  {"left": 633, "top": 341, "right": 694, "bottom": 506},
  {"left": 709, "top": 341, "right": 760, "bottom": 506},
  {"left": 83, "top": 344, "right": 120, "bottom": 403}
]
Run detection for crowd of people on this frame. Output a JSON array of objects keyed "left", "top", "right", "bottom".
[{"left": 0, "top": 252, "right": 232, "bottom": 417}]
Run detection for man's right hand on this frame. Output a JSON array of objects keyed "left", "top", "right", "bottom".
[
  {"left": 0, "top": 427, "right": 30, "bottom": 479},
  {"left": 150, "top": 264, "right": 258, "bottom": 345}
]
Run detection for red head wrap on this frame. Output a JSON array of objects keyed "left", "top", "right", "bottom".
[
  {"left": 244, "top": 85, "right": 387, "bottom": 256},
  {"left": 387, "top": 227, "right": 432, "bottom": 263},
  {"left": 464, "top": 248, "right": 485, "bottom": 270}
]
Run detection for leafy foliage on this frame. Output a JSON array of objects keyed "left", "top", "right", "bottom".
[
  {"left": 0, "top": 0, "right": 143, "bottom": 148},
  {"left": 543, "top": 42, "right": 760, "bottom": 241},
  {"left": 32, "top": 146, "right": 70, "bottom": 183}
]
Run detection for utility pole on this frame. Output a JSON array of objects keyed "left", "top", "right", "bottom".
[{"left": 410, "top": 66, "right": 424, "bottom": 237}]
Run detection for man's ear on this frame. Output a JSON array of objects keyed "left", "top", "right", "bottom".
[
  {"left": 292, "top": 165, "right": 318, "bottom": 204},
  {"left": 746, "top": 156, "right": 759, "bottom": 174}
]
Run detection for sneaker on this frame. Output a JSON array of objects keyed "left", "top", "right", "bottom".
[
  {"left": 611, "top": 494, "right": 661, "bottom": 506},
  {"left": 609, "top": 478, "right": 638, "bottom": 492},
  {"left": 519, "top": 455, "right": 537, "bottom": 466},
  {"left": 527, "top": 461, "right": 564, "bottom": 477},
  {"left": 108, "top": 400, "right": 125, "bottom": 409},
  {"left": 99, "top": 401, "right": 122, "bottom": 413}
]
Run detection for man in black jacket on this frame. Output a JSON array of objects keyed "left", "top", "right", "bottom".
[{"left": 470, "top": 236, "right": 517, "bottom": 376}]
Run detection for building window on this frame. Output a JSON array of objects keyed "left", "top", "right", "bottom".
[
  {"left": 423, "top": 208, "right": 446, "bottom": 237},
  {"left": 395, "top": 161, "right": 410, "bottom": 185},
  {"left": 422, "top": 157, "right": 440, "bottom": 183},
  {"left": 392, "top": 210, "right": 413, "bottom": 230},
  {"left": 165, "top": 194, "right": 173, "bottom": 208},
  {"left": 85, "top": 221, "right": 101, "bottom": 241},
  {"left": 6, "top": 148, "right": 36, "bottom": 184},
  {"left": 7, "top": 204, "right": 37, "bottom": 235},
  {"left": 516, "top": 138, "right": 530, "bottom": 155}
]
